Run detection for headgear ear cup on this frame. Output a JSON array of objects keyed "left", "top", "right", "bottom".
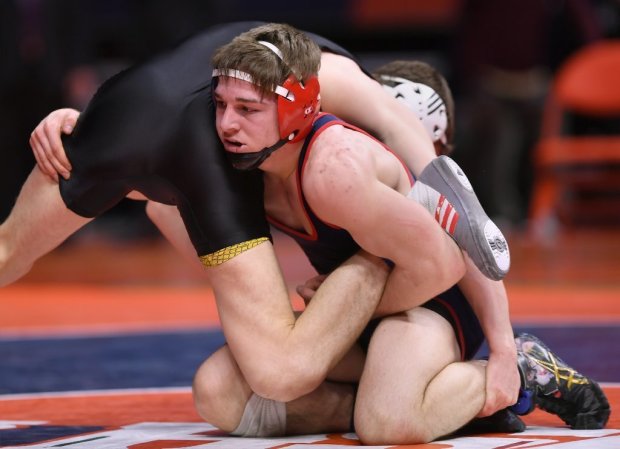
[{"left": 278, "top": 75, "right": 320, "bottom": 143}]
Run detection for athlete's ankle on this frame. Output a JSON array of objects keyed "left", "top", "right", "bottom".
[{"left": 408, "top": 181, "right": 459, "bottom": 236}]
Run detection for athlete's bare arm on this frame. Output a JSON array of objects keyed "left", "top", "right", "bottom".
[
  {"left": 205, "top": 242, "right": 388, "bottom": 402},
  {"left": 458, "top": 264, "right": 520, "bottom": 416},
  {"left": 302, "top": 125, "right": 464, "bottom": 313}
]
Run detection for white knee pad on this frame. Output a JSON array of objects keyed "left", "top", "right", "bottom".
[{"left": 230, "top": 393, "right": 286, "bottom": 437}]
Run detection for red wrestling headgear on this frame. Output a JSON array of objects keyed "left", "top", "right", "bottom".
[{"left": 277, "top": 74, "right": 320, "bottom": 143}]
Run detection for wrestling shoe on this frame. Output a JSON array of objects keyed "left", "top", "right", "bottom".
[
  {"left": 412, "top": 155, "right": 510, "bottom": 281},
  {"left": 512, "top": 333, "right": 610, "bottom": 429}
]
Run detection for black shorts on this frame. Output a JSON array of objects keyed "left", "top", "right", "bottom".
[{"left": 359, "top": 285, "right": 484, "bottom": 361}]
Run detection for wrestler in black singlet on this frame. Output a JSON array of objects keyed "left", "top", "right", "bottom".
[
  {"left": 58, "top": 21, "right": 364, "bottom": 264},
  {"left": 269, "top": 114, "right": 485, "bottom": 360}
]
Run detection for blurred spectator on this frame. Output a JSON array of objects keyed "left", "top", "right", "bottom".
[
  {"left": 1, "top": 0, "right": 61, "bottom": 222},
  {"left": 450, "top": 0, "right": 603, "bottom": 228}
]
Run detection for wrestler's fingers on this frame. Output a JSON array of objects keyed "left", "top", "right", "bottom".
[
  {"left": 295, "top": 284, "right": 315, "bottom": 305},
  {"left": 41, "top": 118, "right": 73, "bottom": 178},
  {"left": 32, "top": 150, "right": 58, "bottom": 183},
  {"left": 29, "top": 131, "right": 59, "bottom": 181},
  {"left": 30, "top": 116, "right": 59, "bottom": 170},
  {"left": 36, "top": 123, "right": 71, "bottom": 180},
  {"left": 304, "top": 274, "right": 328, "bottom": 291},
  {"left": 296, "top": 274, "right": 328, "bottom": 304}
]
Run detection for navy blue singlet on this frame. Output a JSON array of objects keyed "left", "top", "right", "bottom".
[{"left": 268, "top": 114, "right": 363, "bottom": 274}]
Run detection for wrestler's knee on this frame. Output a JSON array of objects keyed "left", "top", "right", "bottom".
[
  {"left": 193, "top": 359, "right": 234, "bottom": 428},
  {"left": 354, "top": 399, "right": 433, "bottom": 445},
  {"left": 192, "top": 347, "right": 250, "bottom": 431}
]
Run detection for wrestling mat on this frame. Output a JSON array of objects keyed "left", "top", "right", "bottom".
[{"left": 1, "top": 231, "right": 619, "bottom": 448}]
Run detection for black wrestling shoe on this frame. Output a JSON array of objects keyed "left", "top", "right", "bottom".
[
  {"left": 457, "top": 408, "right": 526, "bottom": 436},
  {"left": 514, "top": 333, "right": 610, "bottom": 429},
  {"left": 415, "top": 156, "right": 510, "bottom": 281},
  {"left": 510, "top": 352, "right": 538, "bottom": 416}
]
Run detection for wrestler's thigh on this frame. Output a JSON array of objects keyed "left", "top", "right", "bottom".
[
  {"left": 2, "top": 167, "right": 92, "bottom": 263},
  {"left": 145, "top": 201, "right": 199, "bottom": 263},
  {"left": 193, "top": 345, "right": 252, "bottom": 431},
  {"left": 356, "top": 307, "right": 460, "bottom": 420}
]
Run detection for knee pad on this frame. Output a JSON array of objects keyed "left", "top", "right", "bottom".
[{"left": 230, "top": 393, "right": 286, "bottom": 437}]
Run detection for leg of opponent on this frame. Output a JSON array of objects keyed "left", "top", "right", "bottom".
[
  {"left": 409, "top": 156, "right": 511, "bottom": 281},
  {"left": 354, "top": 308, "right": 486, "bottom": 445},
  {"left": 145, "top": 201, "right": 202, "bottom": 265},
  {"left": 193, "top": 345, "right": 360, "bottom": 435},
  {"left": 0, "top": 167, "right": 92, "bottom": 286}
]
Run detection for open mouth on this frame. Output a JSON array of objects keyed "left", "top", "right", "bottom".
[{"left": 223, "top": 139, "right": 244, "bottom": 152}]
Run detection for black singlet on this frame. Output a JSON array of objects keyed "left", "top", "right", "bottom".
[{"left": 59, "top": 21, "right": 364, "bottom": 262}]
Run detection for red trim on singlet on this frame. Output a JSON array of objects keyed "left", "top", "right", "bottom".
[
  {"left": 265, "top": 172, "right": 319, "bottom": 242},
  {"left": 266, "top": 215, "right": 319, "bottom": 241},
  {"left": 265, "top": 126, "right": 323, "bottom": 241},
  {"left": 434, "top": 296, "right": 467, "bottom": 361},
  {"left": 266, "top": 115, "right": 337, "bottom": 241},
  {"left": 297, "top": 115, "right": 344, "bottom": 230}
]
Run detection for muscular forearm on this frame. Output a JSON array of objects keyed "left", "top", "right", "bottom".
[
  {"left": 351, "top": 192, "right": 465, "bottom": 315},
  {"left": 210, "top": 244, "right": 388, "bottom": 402},
  {"left": 289, "top": 253, "right": 388, "bottom": 385},
  {"left": 459, "top": 257, "right": 521, "bottom": 415},
  {"left": 458, "top": 257, "right": 515, "bottom": 356}
]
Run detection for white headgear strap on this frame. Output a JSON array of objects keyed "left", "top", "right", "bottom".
[
  {"left": 212, "top": 68, "right": 293, "bottom": 100},
  {"left": 258, "top": 40, "right": 284, "bottom": 60},
  {"left": 380, "top": 75, "right": 448, "bottom": 144}
]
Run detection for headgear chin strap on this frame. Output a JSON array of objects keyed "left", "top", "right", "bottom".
[
  {"left": 380, "top": 75, "right": 448, "bottom": 145},
  {"left": 225, "top": 138, "right": 289, "bottom": 171}
]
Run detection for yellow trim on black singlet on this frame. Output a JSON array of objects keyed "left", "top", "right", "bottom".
[{"left": 199, "top": 237, "right": 269, "bottom": 267}]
